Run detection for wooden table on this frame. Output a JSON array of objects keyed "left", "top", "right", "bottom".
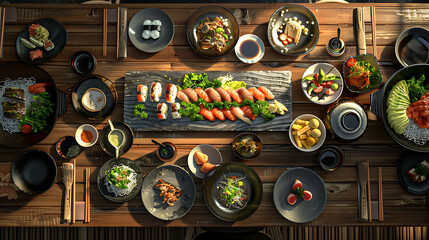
[{"left": 0, "top": 3, "right": 428, "bottom": 227}]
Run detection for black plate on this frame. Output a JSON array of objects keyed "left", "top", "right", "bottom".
[
  {"left": 203, "top": 162, "right": 262, "bottom": 222},
  {"left": 267, "top": 4, "right": 319, "bottom": 56},
  {"left": 71, "top": 75, "right": 118, "bottom": 120},
  {"left": 398, "top": 151, "right": 429, "bottom": 195},
  {"left": 16, "top": 18, "right": 68, "bottom": 64},
  {"left": 11, "top": 150, "right": 57, "bottom": 195},
  {"left": 141, "top": 165, "right": 196, "bottom": 221},
  {"left": 343, "top": 54, "right": 383, "bottom": 94},
  {"left": 0, "top": 63, "right": 67, "bottom": 148},
  {"left": 99, "top": 121, "right": 134, "bottom": 157},
  {"left": 186, "top": 6, "right": 240, "bottom": 59},
  {"left": 97, "top": 158, "right": 143, "bottom": 202},
  {"left": 128, "top": 8, "right": 175, "bottom": 53}
]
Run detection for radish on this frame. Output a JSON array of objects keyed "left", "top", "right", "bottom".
[
  {"left": 287, "top": 193, "right": 297, "bottom": 205},
  {"left": 292, "top": 179, "right": 302, "bottom": 191},
  {"left": 303, "top": 190, "right": 313, "bottom": 201}
]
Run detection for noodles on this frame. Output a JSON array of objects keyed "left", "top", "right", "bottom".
[
  {"left": 104, "top": 164, "right": 137, "bottom": 197},
  {"left": 403, "top": 120, "right": 429, "bottom": 145}
]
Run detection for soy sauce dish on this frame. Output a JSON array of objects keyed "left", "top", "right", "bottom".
[{"left": 235, "top": 34, "right": 265, "bottom": 64}]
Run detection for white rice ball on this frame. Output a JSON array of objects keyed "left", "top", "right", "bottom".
[
  {"left": 142, "top": 30, "right": 151, "bottom": 40},
  {"left": 150, "top": 30, "right": 160, "bottom": 40},
  {"left": 143, "top": 20, "right": 152, "bottom": 26}
]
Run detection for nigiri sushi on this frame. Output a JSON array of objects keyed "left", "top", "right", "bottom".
[
  {"left": 248, "top": 87, "right": 266, "bottom": 102},
  {"left": 237, "top": 87, "right": 254, "bottom": 102},
  {"left": 151, "top": 82, "right": 162, "bottom": 102},
  {"left": 172, "top": 102, "right": 181, "bottom": 119},
  {"left": 258, "top": 86, "right": 275, "bottom": 100},
  {"left": 194, "top": 151, "right": 208, "bottom": 165},
  {"left": 137, "top": 85, "right": 147, "bottom": 102},
  {"left": 200, "top": 162, "right": 216, "bottom": 174},
  {"left": 215, "top": 87, "right": 232, "bottom": 102},
  {"left": 166, "top": 83, "right": 177, "bottom": 103},
  {"left": 240, "top": 105, "right": 257, "bottom": 120},
  {"left": 230, "top": 107, "right": 252, "bottom": 125},
  {"left": 195, "top": 87, "right": 212, "bottom": 102},
  {"left": 211, "top": 107, "right": 225, "bottom": 121},
  {"left": 226, "top": 88, "right": 243, "bottom": 103},
  {"left": 157, "top": 103, "right": 167, "bottom": 120},
  {"left": 181, "top": 88, "right": 199, "bottom": 102},
  {"left": 205, "top": 88, "right": 222, "bottom": 102},
  {"left": 177, "top": 90, "right": 190, "bottom": 103},
  {"left": 199, "top": 105, "right": 216, "bottom": 121},
  {"left": 221, "top": 108, "right": 237, "bottom": 121}
]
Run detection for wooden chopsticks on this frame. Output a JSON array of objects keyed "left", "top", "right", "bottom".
[
  {"left": 72, "top": 159, "right": 76, "bottom": 223},
  {"left": 103, "top": 8, "right": 108, "bottom": 57},
  {"left": 371, "top": 6, "right": 377, "bottom": 58},
  {"left": 0, "top": 7, "right": 6, "bottom": 59},
  {"left": 367, "top": 160, "right": 372, "bottom": 222},
  {"left": 85, "top": 167, "right": 90, "bottom": 223},
  {"left": 378, "top": 166, "right": 384, "bottom": 222},
  {"left": 116, "top": 7, "right": 120, "bottom": 59}
]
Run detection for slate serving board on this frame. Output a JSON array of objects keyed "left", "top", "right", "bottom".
[{"left": 124, "top": 71, "right": 292, "bottom": 131}]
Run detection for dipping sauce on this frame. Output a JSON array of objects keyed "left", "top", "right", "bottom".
[
  {"left": 239, "top": 39, "right": 260, "bottom": 59},
  {"left": 82, "top": 88, "right": 106, "bottom": 112},
  {"left": 318, "top": 146, "right": 343, "bottom": 171},
  {"left": 108, "top": 131, "right": 123, "bottom": 147},
  {"left": 156, "top": 142, "right": 177, "bottom": 162},
  {"left": 71, "top": 51, "right": 96, "bottom": 75},
  {"left": 80, "top": 130, "right": 93, "bottom": 143}
]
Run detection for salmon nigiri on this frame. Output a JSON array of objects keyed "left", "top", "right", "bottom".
[
  {"left": 199, "top": 105, "right": 216, "bottom": 121},
  {"left": 181, "top": 88, "right": 199, "bottom": 102},
  {"left": 258, "top": 86, "right": 274, "bottom": 100},
  {"left": 237, "top": 87, "right": 254, "bottom": 102},
  {"left": 177, "top": 90, "right": 190, "bottom": 103},
  {"left": 240, "top": 105, "right": 257, "bottom": 120},
  {"left": 226, "top": 88, "right": 243, "bottom": 103},
  {"left": 211, "top": 107, "right": 225, "bottom": 121},
  {"left": 248, "top": 87, "right": 266, "bottom": 102},
  {"left": 220, "top": 108, "right": 237, "bottom": 121},
  {"left": 205, "top": 88, "right": 222, "bottom": 102},
  {"left": 195, "top": 87, "right": 212, "bottom": 102},
  {"left": 230, "top": 106, "right": 252, "bottom": 125},
  {"left": 215, "top": 87, "right": 232, "bottom": 102},
  {"left": 200, "top": 162, "right": 216, "bottom": 174},
  {"left": 194, "top": 151, "right": 209, "bottom": 165}
]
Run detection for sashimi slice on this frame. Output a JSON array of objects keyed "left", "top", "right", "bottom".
[
  {"left": 287, "top": 193, "right": 297, "bottom": 205},
  {"left": 226, "top": 88, "right": 243, "bottom": 103},
  {"left": 303, "top": 190, "right": 312, "bottom": 201},
  {"left": 258, "top": 86, "right": 275, "bottom": 99},
  {"left": 292, "top": 179, "right": 302, "bottom": 191},
  {"left": 220, "top": 108, "right": 237, "bottom": 121},
  {"left": 240, "top": 105, "right": 257, "bottom": 120},
  {"left": 200, "top": 162, "right": 216, "bottom": 174},
  {"left": 236, "top": 87, "right": 254, "bottom": 102},
  {"left": 195, "top": 87, "right": 212, "bottom": 102},
  {"left": 177, "top": 90, "right": 190, "bottom": 103},
  {"left": 181, "top": 88, "right": 199, "bottom": 102},
  {"left": 194, "top": 151, "right": 208, "bottom": 165},
  {"left": 215, "top": 87, "right": 232, "bottom": 102},
  {"left": 205, "top": 88, "right": 222, "bottom": 102},
  {"left": 248, "top": 87, "right": 266, "bottom": 102},
  {"left": 230, "top": 107, "right": 252, "bottom": 125},
  {"left": 199, "top": 105, "right": 216, "bottom": 121},
  {"left": 211, "top": 107, "right": 226, "bottom": 121}
]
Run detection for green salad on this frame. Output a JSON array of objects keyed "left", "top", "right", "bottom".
[{"left": 106, "top": 166, "right": 133, "bottom": 190}]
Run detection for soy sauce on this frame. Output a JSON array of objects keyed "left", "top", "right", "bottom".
[
  {"left": 159, "top": 145, "right": 174, "bottom": 159},
  {"left": 71, "top": 51, "right": 96, "bottom": 75},
  {"left": 239, "top": 39, "right": 260, "bottom": 59},
  {"left": 342, "top": 112, "right": 360, "bottom": 131},
  {"left": 318, "top": 146, "right": 343, "bottom": 172}
]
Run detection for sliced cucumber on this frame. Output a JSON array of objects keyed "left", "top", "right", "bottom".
[
  {"left": 20, "top": 38, "right": 36, "bottom": 49},
  {"left": 29, "top": 36, "right": 44, "bottom": 47}
]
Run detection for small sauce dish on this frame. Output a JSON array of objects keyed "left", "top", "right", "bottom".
[
  {"left": 235, "top": 34, "right": 265, "bottom": 64},
  {"left": 81, "top": 88, "right": 106, "bottom": 112},
  {"left": 56, "top": 136, "right": 82, "bottom": 159},
  {"left": 75, "top": 124, "right": 98, "bottom": 147},
  {"left": 156, "top": 142, "right": 177, "bottom": 162}
]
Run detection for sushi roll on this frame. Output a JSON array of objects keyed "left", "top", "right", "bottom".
[
  {"left": 171, "top": 102, "right": 181, "bottom": 119},
  {"left": 137, "top": 85, "right": 147, "bottom": 102},
  {"left": 142, "top": 30, "right": 151, "bottom": 40},
  {"left": 143, "top": 20, "right": 152, "bottom": 30},
  {"left": 150, "top": 30, "right": 160, "bottom": 40},
  {"left": 157, "top": 103, "right": 168, "bottom": 120},
  {"left": 165, "top": 84, "right": 177, "bottom": 103},
  {"left": 44, "top": 39, "right": 55, "bottom": 51},
  {"left": 151, "top": 20, "right": 162, "bottom": 32},
  {"left": 150, "top": 82, "right": 162, "bottom": 102}
]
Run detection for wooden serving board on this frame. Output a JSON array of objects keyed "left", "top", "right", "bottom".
[{"left": 124, "top": 71, "right": 292, "bottom": 131}]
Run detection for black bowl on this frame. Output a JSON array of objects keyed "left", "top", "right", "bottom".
[
  {"left": 232, "top": 132, "right": 262, "bottom": 160},
  {"left": 99, "top": 121, "right": 134, "bottom": 157},
  {"left": 343, "top": 54, "right": 383, "bottom": 94},
  {"left": 187, "top": 6, "right": 240, "bottom": 59},
  {"left": 70, "top": 51, "right": 97, "bottom": 75},
  {"left": 56, "top": 136, "right": 82, "bottom": 159},
  {"left": 11, "top": 150, "right": 57, "bottom": 195}
]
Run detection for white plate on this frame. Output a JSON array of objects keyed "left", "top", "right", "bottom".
[
  {"left": 289, "top": 114, "right": 326, "bottom": 152},
  {"left": 187, "top": 144, "right": 222, "bottom": 179},
  {"left": 301, "top": 63, "right": 343, "bottom": 105}
]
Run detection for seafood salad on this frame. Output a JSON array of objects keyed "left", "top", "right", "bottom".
[
  {"left": 155, "top": 179, "right": 183, "bottom": 206},
  {"left": 196, "top": 17, "right": 232, "bottom": 52},
  {"left": 233, "top": 136, "right": 257, "bottom": 157},
  {"left": 216, "top": 174, "right": 248, "bottom": 209}
]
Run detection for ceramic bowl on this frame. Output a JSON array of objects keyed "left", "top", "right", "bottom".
[
  {"left": 75, "top": 124, "right": 98, "bottom": 147},
  {"left": 289, "top": 114, "right": 326, "bottom": 152}
]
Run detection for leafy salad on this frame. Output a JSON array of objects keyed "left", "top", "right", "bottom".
[{"left": 18, "top": 92, "right": 54, "bottom": 133}]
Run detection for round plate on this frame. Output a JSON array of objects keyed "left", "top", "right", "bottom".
[
  {"left": 97, "top": 158, "right": 143, "bottom": 202},
  {"left": 128, "top": 8, "right": 175, "bottom": 53},
  {"left": 11, "top": 150, "right": 57, "bottom": 195},
  {"left": 71, "top": 75, "right": 118, "bottom": 120},
  {"left": 232, "top": 132, "right": 262, "bottom": 160},
  {"left": 273, "top": 167, "right": 327, "bottom": 223},
  {"left": 397, "top": 151, "right": 429, "bottom": 195},
  {"left": 100, "top": 121, "right": 134, "bottom": 157},
  {"left": 267, "top": 4, "right": 319, "bottom": 56},
  {"left": 188, "top": 144, "right": 222, "bottom": 179},
  {"left": 301, "top": 63, "right": 343, "bottom": 105},
  {"left": 235, "top": 34, "right": 265, "bottom": 64},
  {"left": 16, "top": 18, "right": 68, "bottom": 64},
  {"left": 141, "top": 165, "right": 196, "bottom": 221},
  {"left": 203, "top": 162, "right": 262, "bottom": 222},
  {"left": 186, "top": 6, "right": 240, "bottom": 58},
  {"left": 343, "top": 54, "right": 382, "bottom": 94}
]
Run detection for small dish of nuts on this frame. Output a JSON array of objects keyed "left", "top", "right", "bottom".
[{"left": 289, "top": 114, "right": 326, "bottom": 152}]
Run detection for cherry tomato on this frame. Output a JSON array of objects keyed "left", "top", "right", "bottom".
[
  {"left": 326, "top": 88, "right": 336, "bottom": 95},
  {"left": 279, "top": 33, "right": 288, "bottom": 41},
  {"left": 313, "top": 86, "right": 324, "bottom": 93},
  {"left": 282, "top": 40, "right": 289, "bottom": 46},
  {"left": 346, "top": 58, "right": 357, "bottom": 68},
  {"left": 324, "top": 80, "right": 333, "bottom": 88},
  {"left": 287, "top": 37, "right": 294, "bottom": 43},
  {"left": 20, "top": 125, "right": 32, "bottom": 134}
]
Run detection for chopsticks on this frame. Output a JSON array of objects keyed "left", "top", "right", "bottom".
[
  {"left": 0, "top": 7, "right": 6, "bottom": 59},
  {"left": 85, "top": 167, "right": 90, "bottom": 223},
  {"left": 116, "top": 7, "right": 120, "bottom": 59},
  {"left": 371, "top": 6, "right": 377, "bottom": 57},
  {"left": 103, "top": 8, "right": 108, "bottom": 57},
  {"left": 367, "top": 160, "right": 372, "bottom": 222},
  {"left": 378, "top": 167, "right": 384, "bottom": 222},
  {"left": 72, "top": 159, "right": 76, "bottom": 223}
]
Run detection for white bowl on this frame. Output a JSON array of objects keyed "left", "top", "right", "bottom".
[
  {"left": 187, "top": 144, "right": 222, "bottom": 179},
  {"left": 289, "top": 114, "right": 326, "bottom": 152},
  {"left": 235, "top": 34, "right": 265, "bottom": 64},
  {"left": 75, "top": 124, "right": 98, "bottom": 147},
  {"left": 301, "top": 63, "right": 343, "bottom": 105}
]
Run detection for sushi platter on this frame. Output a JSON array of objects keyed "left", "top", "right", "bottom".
[{"left": 124, "top": 71, "right": 292, "bottom": 131}]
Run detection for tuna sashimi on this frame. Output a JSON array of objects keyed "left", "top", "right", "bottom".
[
  {"left": 226, "top": 88, "right": 243, "bottom": 103},
  {"left": 220, "top": 108, "right": 237, "bottom": 121},
  {"left": 211, "top": 107, "right": 226, "bottom": 121},
  {"left": 194, "top": 151, "right": 209, "bottom": 165},
  {"left": 287, "top": 193, "right": 297, "bottom": 205},
  {"left": 195, "top": 87, "right": 212, "bottom": 102},
  {"left": 205, "top": 88, "right": 222, "bottom": 102},
  {"left": 303, "top": 190, "right": 312, "bottom": 201},
  {"left": 230, "top": 107, "right": 252, "bottom": 125},
  {"left": 292, "top": 179, "right": 302, "bottom": 191},
  {"left": 237, "top": 87, "right": 254, "bottom": 102},
  {"left": 177, "top": 90, "right": 190, "bottom": 103},
  {"left": 258, "top": 86, "right": 275, "bottom": 100},
  {"left": 240, "top": 105, "right": 257, "bottom": 120},
  {"left": 248, "top": 87, "right": 266, "bottom": 102},
  {"left": 215, "top": 87, "right": 232, "bottom": 102},
  {"left": 199, "top": 105, "right": 216, "bottom": 121}
]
